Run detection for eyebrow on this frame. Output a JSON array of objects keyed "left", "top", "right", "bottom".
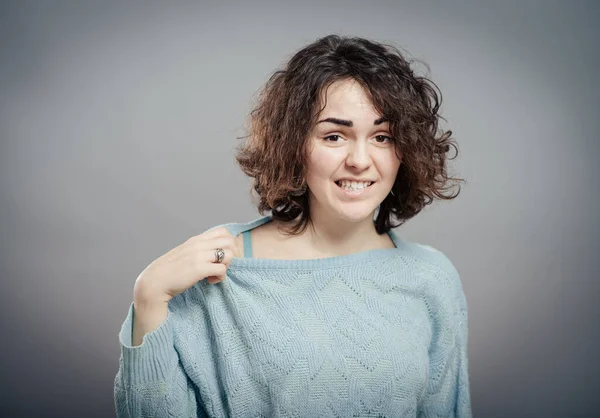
[{"left": 316, "top": 117, "right": 389, "bottom": 127}]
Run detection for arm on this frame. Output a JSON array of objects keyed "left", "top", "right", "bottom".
[
  {"left": 418, "top": 269, "right": 472, "bottom": 418},
  {"left": 113, "top": 302, "right": 207, "bottom": 418}
]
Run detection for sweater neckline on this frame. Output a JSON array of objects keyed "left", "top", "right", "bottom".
[{"left": 226, "top": 215, "right": 405, "bottom": 270}]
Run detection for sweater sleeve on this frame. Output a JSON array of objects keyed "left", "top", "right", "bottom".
[
  {"left": 418, "top": 267, "right": 472, "bottom": 418},
  {"left": 113, "top": 302, "right": 207, "bottom": 418}
]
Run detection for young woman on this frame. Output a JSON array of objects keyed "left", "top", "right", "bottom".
[{"left": 114, "top": 34, "right": 471, "bottom": 417}]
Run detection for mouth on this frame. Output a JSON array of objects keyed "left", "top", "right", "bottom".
[{"left": 334, "top": 180, "right": 375, "bottom": 191}]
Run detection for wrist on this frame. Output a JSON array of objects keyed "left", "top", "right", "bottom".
[
  {"left": 133, "top": 297, "right": 169, "bottom": 314},
  {"left": 133, "top": 280, "right": 170, "bottom": 308}
]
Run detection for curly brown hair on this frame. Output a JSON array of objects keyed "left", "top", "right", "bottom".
[{"left": 235, "top": 34, "right": 464, "bottom": 236}]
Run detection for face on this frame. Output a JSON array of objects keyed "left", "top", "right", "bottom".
[{"left": 305, "top": 78, "right": 402, "bottom": 224}]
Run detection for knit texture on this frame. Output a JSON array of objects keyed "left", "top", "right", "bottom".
[{"left": 114, "top": 215, "right": 471, "bottom": 417}]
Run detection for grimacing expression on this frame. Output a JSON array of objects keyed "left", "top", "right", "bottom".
[{"left": 305, "top": 79, "right": 402, "bottom": 223}]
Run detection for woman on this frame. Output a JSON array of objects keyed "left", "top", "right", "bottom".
[{"left": 114, "top": 34, "right": 471, "bottom": 417}]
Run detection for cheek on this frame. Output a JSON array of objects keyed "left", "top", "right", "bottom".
[
  {"left": 376, "top": 151, "right": 402, "bottom": 183},
  {"left": 389, "top": 157, "right": 402, "bottom": 175},
  {"left": 386, "top": 148, "right": 402, "bottom": 169},
  {"left": 307, "top": 149, "right": 340, "bottom": 181}
]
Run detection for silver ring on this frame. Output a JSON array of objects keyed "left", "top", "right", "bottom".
[{"left": 214, "top": 248, "right": 225, "bottom": 263}]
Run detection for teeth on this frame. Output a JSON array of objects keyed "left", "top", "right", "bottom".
[{"left": 337, "top": 180, "right": 372, "bottom": 190}]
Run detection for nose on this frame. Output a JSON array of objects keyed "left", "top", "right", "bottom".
[{"left": 345, "top": 140, "right": 372, "bottom": 170}]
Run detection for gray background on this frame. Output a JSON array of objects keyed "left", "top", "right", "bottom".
[{"left": 1, "top": 1, "right": 598, "bottom": 417}]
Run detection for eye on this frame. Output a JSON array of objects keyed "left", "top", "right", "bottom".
[
  {"left": 374, "top": 135, "right": 393, "bottom": 144},
  {"left": 323, "top": 135, "right": 344, "bottom": 142}
]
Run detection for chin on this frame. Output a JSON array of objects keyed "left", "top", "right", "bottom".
[{"left": 331, "top": 206, "right": 375, "bottom": 223}]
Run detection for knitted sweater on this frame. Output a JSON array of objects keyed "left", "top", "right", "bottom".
[{"left": 114, "top": 215, "right": 472, "bottom": 417}]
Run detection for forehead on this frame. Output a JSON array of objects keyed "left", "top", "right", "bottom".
[{"left": 318, "top": 79, "right": 381, "bottom": 119}]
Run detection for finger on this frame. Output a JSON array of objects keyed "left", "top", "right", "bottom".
[
  {"left": 199, "top": 262, "right": 227, "bottom": 282},
  {"left": 198, "top": 226, "right": 235, "bottom": 241},
  {"left": 206, "top": 247, "right": 234, "bottom": 266},
  {"left": 184, "top": 227, "right": 233, "bottom": 247},
  {"left": 197, "top": 238, "right": 236, "bottom": 263},
  {"left": 206, "top": 265, "right": 229, "bottom": 284},
  {"left": 206, "top": 276, "right": 224, "bottom": 285},
  {"left": 204, "top": 264, "right": 229, "bottom": 284}
]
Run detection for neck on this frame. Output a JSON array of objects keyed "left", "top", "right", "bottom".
[{"left": 294, "top": 203, "right": 387, "bottom": 257}]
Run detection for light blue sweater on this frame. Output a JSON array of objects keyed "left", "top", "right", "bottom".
[{"left": 114, "top": 215, "right": 472, "bottom": 417}]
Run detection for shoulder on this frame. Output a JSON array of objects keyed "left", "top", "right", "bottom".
[
  {"left": 202, "top": 215, "right": 272, "bottom": 237},
  {"left": 203, "top": 220, "right": 245, "bottom": 236},
  {"left": 391, "top": 231, "right": 460, "bottom": 280},
  {"left": 395, "top": 238, "right": 468, "bottom": 310},
  {"left": 394, "top": 241, "right": 470, "bottom": 340},
  {"left": 201, "top": 215, "right": 272, "bottom": 258}
]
